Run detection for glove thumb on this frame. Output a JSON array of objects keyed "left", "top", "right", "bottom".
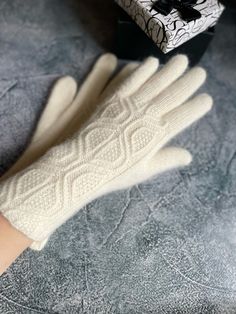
[
  {"left": 95, "top": 146, "right": 192, "bottom": 197},
  {"left": 149, "top": 146, "right": 192, "bottom": 174}
]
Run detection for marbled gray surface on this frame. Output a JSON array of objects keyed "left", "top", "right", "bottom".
[{"left": 0, "top": 1, "right": 236, "bottom": 313}]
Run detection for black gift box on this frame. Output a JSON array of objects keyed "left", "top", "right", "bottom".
[
  {"left": 116, "top": 8, "right": 215, "bottom": 66},
  {"left": 220, "top": 0, "right": 236, "bottom": 9}
]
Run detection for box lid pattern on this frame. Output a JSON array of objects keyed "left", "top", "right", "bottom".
[{"left": 115, "top": 0, "right": 225, "bottom": 53}]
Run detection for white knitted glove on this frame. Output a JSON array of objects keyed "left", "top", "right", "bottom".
[
  {"left": 2, "top": 54, "right": 193, "bottom": 250},
  {"left": 0, "top": 55, "right": 213, "bottom": 250},
  {"left": 3, "top": 54, "right": 192, "bottom": 192},
  {"left": 1, "top": 54, "right": 140, "bottom": 250},
  {"left": 1, "top": 54, "right": 119, "bottom": 180}
]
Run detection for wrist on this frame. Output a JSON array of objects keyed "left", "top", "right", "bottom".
[{"left": 0, "top": 214, "right": 32, "bottom": 275}]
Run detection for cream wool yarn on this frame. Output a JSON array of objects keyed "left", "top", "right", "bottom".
[
  {"left": 2, "top": 54, "right": 141, "bottom": 250},
  {"left": 2, "top": 54, "right": 193, "bottom": 251},
  {"left": 0, "top": 55, "right": 213, "bottom": 250},
  {"left": 1, "top": 54, "right": 118, "bottom": 181},
  {"left": 3, "top": 54, "right": 191, "bottom": 190}
]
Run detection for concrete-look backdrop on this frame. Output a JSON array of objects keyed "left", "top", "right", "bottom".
[{"left": 0, "top": 1, "right": 236, "bottom": 313}]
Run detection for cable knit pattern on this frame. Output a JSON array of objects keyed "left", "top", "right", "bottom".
[
  {"left": 0, "top": 55, "right": 213, "bottom": 247},
  {"left": 0, "top": 95, "right": 166, "bottom": 237}
]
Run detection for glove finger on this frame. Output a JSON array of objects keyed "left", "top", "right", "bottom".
[
  {"left": 117, "top": 57, "right": 159, "bottom": 97},
  {"left": 162, "top": 93, "right": 213, "bottom": 143},
  {"left": 147, "top": 67, "right": 206, "bottom": 117},
  {"left": 72, "top": 53, "right": 117, "bottom": 106},
  {"left": 134, "top": 54, "right": 188, "bottom": 102},
  {"left": 55, "top": 54, "right": 118, "bottom": 143},
  {"left": 33, "top": 76, "right": 77, "bottom": 142},
  {"left": 60, "top": 60, "right": 143, "bottom": 142},
  {"left": 3, "top": 54, "right": 117, "bottom": 179},
  {"left": 58, "top": 59, "right": 150, "bottom": 143},
  {"left": 101, "top": 62, "right": 139, "bottom": 100}
]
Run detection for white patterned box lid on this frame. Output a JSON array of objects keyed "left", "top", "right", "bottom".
[{"left": 115, "top": 0, "right": 225, "bottom": 53}]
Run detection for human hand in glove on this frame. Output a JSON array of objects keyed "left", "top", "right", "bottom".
[{"left": 0, "top": 54, "right": 213, "bottom": 255}]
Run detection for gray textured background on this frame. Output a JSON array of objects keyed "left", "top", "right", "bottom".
[{"left": 0, "top": 1, "right": 236, "bottom": 313}]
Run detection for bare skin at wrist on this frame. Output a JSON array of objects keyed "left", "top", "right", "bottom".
[{"left": 0, "top": 214, "right": 32, "bottom": 276}]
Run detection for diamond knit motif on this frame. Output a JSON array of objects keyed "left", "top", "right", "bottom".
[
  {"left": 0, "top": 55, "right": 213, "bottom": 251},
  {"left": 0, "top": 95, "right": 166, "bottom": 241}
]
